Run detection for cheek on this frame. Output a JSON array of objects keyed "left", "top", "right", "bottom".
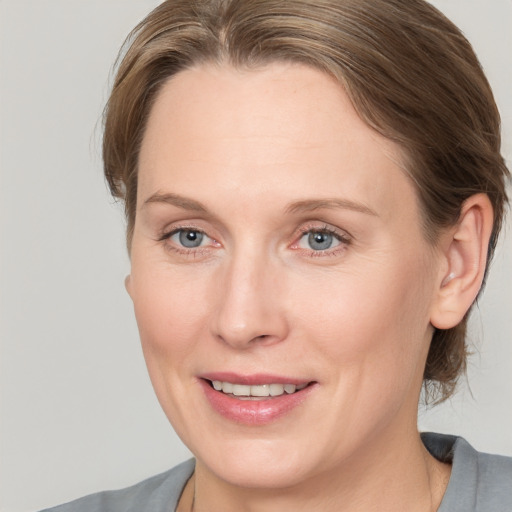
[
  {"left": 130, "top": 262, "right": 212, "bottom": 372},
  {"left": 291, "top": 258, "right": 434, "bottom": 378},
  {"left": 129, "top": 264, "right": 215, "bottom": 434}
]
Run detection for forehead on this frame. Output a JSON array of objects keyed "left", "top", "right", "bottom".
[{"left": 137, "top": 62, "right": 418, "bottom": 225}]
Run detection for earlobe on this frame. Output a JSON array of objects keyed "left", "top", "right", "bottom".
[
  {"left": 430, "top": 194, "right": 494, "bottom": 330},
  {"left": 125, "top": 275, "right": 133, "bottom": 299}
]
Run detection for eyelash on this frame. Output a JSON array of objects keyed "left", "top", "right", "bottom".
[
  {"left": 293, "top": 224, "right": 351, "bottom": 257},
  {"left": 158, "top": 223, "right": 351, "bottom": 258},
  {"left": 158, "top": 226, "right": 217, "bottom": 257}
]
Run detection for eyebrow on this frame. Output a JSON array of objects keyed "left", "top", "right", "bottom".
[
  {"left": 143, "top": 192, "right": 378, "bottom": 217},
  {"left": 142, "top": 192, "right": 208, "bottom": 213},
  {"left": 285, "top": 198, "right": 378, "bottom": 216}
]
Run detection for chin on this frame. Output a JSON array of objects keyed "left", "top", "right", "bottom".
[{"left": 195, "top": 436, "right": 323, "bottom": 489}]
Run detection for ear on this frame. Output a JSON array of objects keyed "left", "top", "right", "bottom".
[
  {"left": 125, "top": 274, "right": 133, "bottom": 300},
  {"left": 430, "top": 194, "right": 494, "bottom": 330}
]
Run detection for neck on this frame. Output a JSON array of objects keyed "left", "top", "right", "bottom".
[{"left": 188, "top": 427, "right": 450, "bottom": 512}]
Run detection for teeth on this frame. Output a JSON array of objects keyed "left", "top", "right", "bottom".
[
  {"left": 251, "top": 384, "right": 270, "bottom": 397},
  {"left": 211, "top": 380, "right": 308, "bottom": 397},
  {"left": 232, "top": 384, "right": 250, "bottom": 396},
  {"left": 221, "top": 382, "right": 233, "bottom": 393},
  {"left": 284, "top": 384, "right": 296, "bottom": 394},
  {"left": 270, "top": 384, "right": 285, "bottom": 396}
]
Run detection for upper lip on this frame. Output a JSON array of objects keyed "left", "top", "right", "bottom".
[{"left": 199, "top": 372, "right": 313, "bottom": 386}]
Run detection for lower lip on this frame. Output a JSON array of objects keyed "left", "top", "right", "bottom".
[{"left": 199, "top": 380, "right": 316, "bottom": 425}]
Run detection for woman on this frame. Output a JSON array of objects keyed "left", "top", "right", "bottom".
[{"left": 42, "top": 0, "right": 511, "bottom": 510}]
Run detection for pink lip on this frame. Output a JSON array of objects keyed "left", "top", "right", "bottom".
[{"left": 198, "top": 373, "right": 316, "bottom": 426}]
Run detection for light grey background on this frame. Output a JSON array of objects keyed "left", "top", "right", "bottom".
[{"left": 0, "top": 1, "right": 510, "bottom": 511}]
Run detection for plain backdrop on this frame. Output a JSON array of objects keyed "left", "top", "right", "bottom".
[{"left": 0, "top": 1, "right": 511, "bottom": 511}]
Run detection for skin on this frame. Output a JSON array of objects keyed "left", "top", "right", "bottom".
[{"left": 126, "top": 62, "right": 461, "bottom": 511}]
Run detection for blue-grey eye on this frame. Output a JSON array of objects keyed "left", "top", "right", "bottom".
[
  {"left": 297, "top": 230, "right": 342, "bottom": 251},
  {"left": 176, "top": 230, "right": 204, "bottom": 248},
  {"left": 308, "top": 231, "right": 334, "bottom": 250}
]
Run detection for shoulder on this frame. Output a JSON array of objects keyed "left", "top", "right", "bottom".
[
  {"left": 422, "top": 432, "right": 512, "bottom": 512},
  {"left": 39, "top": 459, "right": 195, "bottom": 512},
  {"left": 469, "top": 442, "right": 512, "bottom": 510}
]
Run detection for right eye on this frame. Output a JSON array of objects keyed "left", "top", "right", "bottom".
[{"left": 168, "top": 229, "right": 209, "bottom": 248}]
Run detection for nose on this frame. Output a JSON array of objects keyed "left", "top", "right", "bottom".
[{"left": 211, "top": 250, "right": 289, "bottom": 349}]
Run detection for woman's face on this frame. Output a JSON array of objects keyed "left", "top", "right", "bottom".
[{"left": 128, "top": 62, "right": 442, "bottom": 488}]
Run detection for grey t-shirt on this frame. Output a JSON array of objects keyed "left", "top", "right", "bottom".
[{"left": 40, "top": 433, "right": 512, "bottom": 512}]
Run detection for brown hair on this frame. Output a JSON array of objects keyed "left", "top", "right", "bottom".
[{"left": 103, "top": 0, "right": 510, "bottom": 402}]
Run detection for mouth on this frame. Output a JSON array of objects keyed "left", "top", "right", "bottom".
[
  {"left": 199, "top": 373, "right": 317, "bottom": 424},
  {"left": 207, "top": 380, "right": 310, "bottom": 400}
]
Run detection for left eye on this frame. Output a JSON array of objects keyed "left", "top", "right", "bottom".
[
  {"left": 170, "top": 229, "right": 209, "bottom": 248},
  {"left": 298, "top": 230, "right": 342, "bottom": 251}
]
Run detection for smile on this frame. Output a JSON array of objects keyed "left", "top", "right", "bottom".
[
  {"left": 210, "top": 380, "right": 308, "bottom": 398},
  {"left": 200, "top": 376, "right": 316, "bottom": 425}
]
